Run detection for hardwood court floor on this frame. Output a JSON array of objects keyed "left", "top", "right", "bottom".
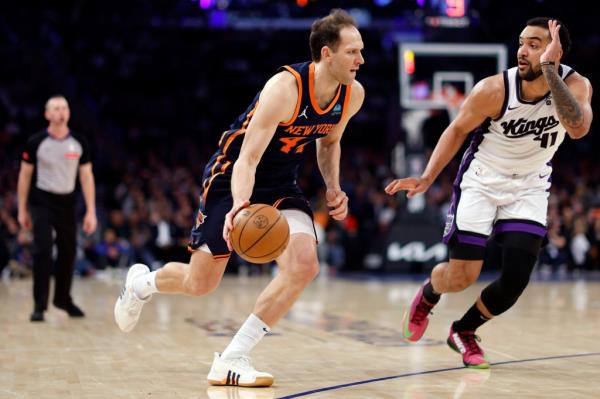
[{"left": 2, "top": 272, "right": 600, "bottom": 398}]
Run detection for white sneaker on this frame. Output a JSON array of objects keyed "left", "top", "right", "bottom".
[
  {"left": 114, "top": 263, "right": 152, "bottom": 332},
  {"left": 207, "top": 353, "right": 274, "bottom": 387}
]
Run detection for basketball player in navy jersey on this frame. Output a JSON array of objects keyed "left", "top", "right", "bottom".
[
  {"left": 114, "top": 9, "right": 364, "bottom": 386},
  {"left": 386, "top": 18, "right": 592, "bottom": 368}
]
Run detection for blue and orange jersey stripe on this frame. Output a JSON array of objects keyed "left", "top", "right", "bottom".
[
  {"left": 201, "top": 103, "right": 258, "bottom": 203},
  {"left": 279, "top": 66, "right": 303, "bottom": 126},
  {"left": 339, "top": 83, "right": 353, "bottom": 122},
  {"left": 309, "top": 63, "right": 342, "bottom": 115}
]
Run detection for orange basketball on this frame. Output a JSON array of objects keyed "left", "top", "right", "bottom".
[{"left": 230, "top": 204, "right": 290, "bottom": 264}]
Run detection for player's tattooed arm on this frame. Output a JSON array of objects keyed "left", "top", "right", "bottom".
[{"left": 542, "top": 64, "right": 584, "bottom": 129}]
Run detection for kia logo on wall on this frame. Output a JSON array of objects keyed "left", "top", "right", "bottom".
[
  {"left": 387, "top": 241, "right": 447, "bottom": 262},
  {"left": 382, "top": 215, "right": 447, "bottom": 271}
]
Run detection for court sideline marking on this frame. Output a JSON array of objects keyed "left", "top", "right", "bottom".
[{"left": 277, "top": 351, "right": 600, "bottom": 398}]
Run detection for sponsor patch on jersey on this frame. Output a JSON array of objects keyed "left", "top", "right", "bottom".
[{"left": 332, "top": 103, "right": 342, "bottom": 116}]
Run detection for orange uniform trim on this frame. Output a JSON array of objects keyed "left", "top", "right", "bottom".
[
  {"left": 187, "top": 244, "right": 231, "bottom": 259},
  {"left": 210, "top": 154, "right": 225, "bottom": 177},
  {"left": 223, "top": 129, "right": 246, "bottom": 155},
  {"left": 201, "top": 102, "right": 258, "bottom": 204},
  {"left": 339, "top": 83, "right": 353, "bottom": 122},
  {"left": 279, "top": 66, "right": 303, "bottom": 127},
  {"left": 272, "top": 198, "right": 284, "bottom": 208},
  {"left": 272, "top": 197, "right": 293, "bottom": 208},
  {"left": 309, "top": 62, "right": 342, "bottom": 115},
  {"left": 201, "top": 172, "right": 220, "bottom": 205},
  {"left": 217, "top": 130, "right": 228, "bottom": 147}
]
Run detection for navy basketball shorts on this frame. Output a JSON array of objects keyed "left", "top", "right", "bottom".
[{"left": 188, "top": 185, "right": 315, "bottom": 258}]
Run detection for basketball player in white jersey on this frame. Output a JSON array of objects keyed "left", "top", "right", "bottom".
[{"left": 386, "top": 18, "right": 593, "bottom": 368}]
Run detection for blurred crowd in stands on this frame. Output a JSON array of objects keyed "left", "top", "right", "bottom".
[{"left": 1, "top": 2, "right": 599, "bottom": 279}]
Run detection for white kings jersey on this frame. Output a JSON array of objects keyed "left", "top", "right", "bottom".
[{"left": 473, "top": 64, "right": 575, "bottom": 176}]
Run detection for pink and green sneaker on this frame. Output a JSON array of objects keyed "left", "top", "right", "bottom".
[
  {"left": 447, "top": 325, "right": 490, "bottom": 369},
  {"left": 402, "top": 281, "right": 435, "bottom": 342}
]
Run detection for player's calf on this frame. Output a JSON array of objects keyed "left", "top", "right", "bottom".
[{"left": 402, "top": 280, "right": 438, "bottom": 342}]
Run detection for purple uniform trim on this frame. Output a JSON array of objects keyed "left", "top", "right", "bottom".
[
  {"left": 494, "top": 222, "right": 547, "bottom": 237},
  {"left": 457, "top": 234, "right": 487, "bottom": 247},
  {"left": 443, "top": 132, "right": 484, "bottom": 244}
]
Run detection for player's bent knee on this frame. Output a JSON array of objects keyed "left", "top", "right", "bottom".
[
  {"left": 464, "top": 269, "right": 480, "bottom": 286},
  {"left": 280, "top": 245, "right": 318, "bottom": 275},
  {"left": 291, "top": 259, "right": 320, "bottom": 282},
  {"left": 280, "top": 252, "right": 319, "bottom": 283},
  {"left": 184, "top": 251, "right": 228, "bottom": 296},
  {"left": 481, "top": 282, "right": 520, "bottom": 316},
  {"left": 445, "top": 261, "right": 480, "bottom": 292},
  {"left": 480, "top": 245, "right": 538, "bottom": 315},
  {"left": 447, "top": 274, "right": 472, "bottom": 292},
  {"left": 184, "top": 277, "right": 219, "bottom": 296}
]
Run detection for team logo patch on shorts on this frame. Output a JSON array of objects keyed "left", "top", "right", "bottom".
[
  {"left": 195, "top": 211, "right": 207, "bottom": 228},
  {"left": 444, "top": 213, "right": 454, "bottom": 236}
]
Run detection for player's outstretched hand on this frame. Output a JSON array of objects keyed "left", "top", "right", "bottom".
[
  {"left": 223, "top": 200, "right": 250, "bottom": 251},
  {"left": 326, "top": 188, "right": 348, "bottom": 220},
  {"left": 385, "top": 177, "right": 432, "bottom": 198}
]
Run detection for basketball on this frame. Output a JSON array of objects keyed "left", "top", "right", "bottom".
[{"left": 230, "top": 204, "right": 290, "bottom": 263}]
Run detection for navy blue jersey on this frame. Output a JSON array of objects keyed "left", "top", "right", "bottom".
[{"left": 201, "top": 61, "right": 352, "bottom": 201}]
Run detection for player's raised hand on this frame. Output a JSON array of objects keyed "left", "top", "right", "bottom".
[
  {"left": 326, "top": 188, "right": 348, "bottom": 220},
  {"left": 223, "top": 200, "right": 250, "bottom": 251},
  {"left": 385, "top": 177, "right": 431, "bottom": 198},
  {"left": 540, "top": 19, "right": 562, "bottom": 64}
]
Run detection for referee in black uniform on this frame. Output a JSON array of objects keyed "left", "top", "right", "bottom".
[{"left": 17, "top": 95, "right": 97, "bottom": 322}]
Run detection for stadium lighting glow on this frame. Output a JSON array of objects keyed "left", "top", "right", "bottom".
[
  {"left": 446, "top": 0, "right": 465, "bottom": 17},
  {"left": 403, "top": 50, "right": 415, "bottom": 75},
  {"left": 199, "top": 0, "right": 213, "bottom": 10}
]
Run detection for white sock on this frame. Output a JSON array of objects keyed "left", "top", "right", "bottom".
[
  {"left": 221, "top": 314, "right": 270, "bottom": 360},
  {"left": 132, "top": 271, "right": 158, "bottom": 299}
]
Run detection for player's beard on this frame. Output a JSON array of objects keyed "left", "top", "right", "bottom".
[{"left": 520, "top": 64, "right": 543, "bottom": 81}]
